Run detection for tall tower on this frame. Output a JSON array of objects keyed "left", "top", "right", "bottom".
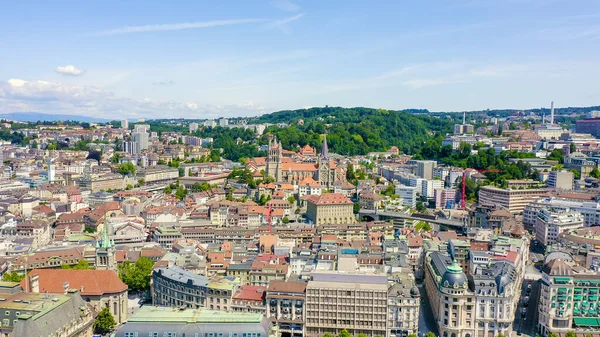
[
  {"left": 463, "top": 111, "right": 466, "bottom": 125},
  {"left": 550, "top": 101, "right": 555, "bottom": 125},
  {"left": 47, "top": 158, "right": 55, "bottom": 183},
  {"left": 318, "top": 134, "right": 332, "bottom": 189},
  {"left": 266, "top": 135, "right": 282, "bottom": 181},
  {"left": 96, "top": 223, "right": 117, "bottom": 272}
]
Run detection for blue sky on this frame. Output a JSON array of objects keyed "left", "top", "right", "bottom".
[{"left": 1, "top": 0, "right": 600, "bottom": 119}]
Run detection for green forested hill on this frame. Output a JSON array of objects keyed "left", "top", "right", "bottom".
[{"left": 254, "top": 107, "right": 452, "bottom": 156}]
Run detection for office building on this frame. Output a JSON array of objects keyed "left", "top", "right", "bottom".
[
  {"left": 416, "top": 160, "right": 437, "bottom": 180},
  {"left": 425, "top": 252, "right": 520, "bottom": 337},
  {"left": 538, "top": 259, "right": 600, "bottom": 336},
  {"left": 132, "top": 131, "right": 149, "bottom": 153},
  {"left": 535, "top": 208, "right": 584, "bottom": 246},
  {"left": 576, "top": 118, "right": 600, "bottom": 138},
  {"left": 152, "top": 266, "right": 209, "bottom": 308},
  {"left": 547, "top": 171, "right": 574, "bottom": 190},
  {"left": 478, "top": 186, "right": 549, "bottom": 214},
  {"left": 112, "top": 306, "right": 271, "bottom": 337},
  {"left": 422, "top": 179, "right": 444, "bottom": 199},
  {"left": 304, "top": 193, "right": 355, "bottom": 225},
  {"left": 396, "top": 185, "right": 417, "bottom": 208},
  {"left": 305, "top": 273, "right": 389, "bottom": 337}
]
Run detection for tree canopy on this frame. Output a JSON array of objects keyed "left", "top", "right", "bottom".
[
  {"left": 1, "top": 272, "right": 24, "bottom": 282},
  {"left": 61, "top": 260, "right": 91, "bottom": 270},
  {"left": 94, "top": 307, "right": 116, "bottom": 334},
  {"left": 118, "top": 162, "right": 136, "bottom": 176},
  {"left": 118, "top": 257, "right": 154, "bottom": 292},
  {"left": 253, "top": 107, "right": 452, "bottom": 156}
]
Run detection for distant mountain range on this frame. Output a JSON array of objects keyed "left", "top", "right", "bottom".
[{"left": 0, "top": 112, "right": 112, "bottom": 123}]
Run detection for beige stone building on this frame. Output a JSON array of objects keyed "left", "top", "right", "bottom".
[
  {"left": 304, "top": 193, "right": 355, "bottom": 225},
  {"left": 424, "top": 252, "right": 521, "bottom": 337},
  {"left": 305, "top": 273, "right": 388, "bottom": 337},
  {"left": 478, "top": 186, "right": 549, "bottom": 214}
]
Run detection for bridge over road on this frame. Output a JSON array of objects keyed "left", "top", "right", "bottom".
[{"left": 358, "top": 209, "right": 465, "bottom": 231}]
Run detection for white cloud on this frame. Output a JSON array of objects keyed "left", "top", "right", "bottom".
[
  {"left": 89, "top": 18, "right": 265, "bottom": 36},
  {"left": 0, "top": 79, "right": 267, "bottom": 119},
  {"left": 55, "top": 65, "right": 85, "bottom": 76},
  {"left": 271, "top": 0, "right": 301, "bottom": 12},
  {"left": 267, "top": 13, "right": 304, "bottom": 33},
  {"left": 402, "top": 79, "right": 459, "bottom": 88},
  {"left": 152, "top": 80, "right": 175, "bottom": 86}
]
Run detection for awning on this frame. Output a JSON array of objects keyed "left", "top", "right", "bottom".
[
  {"left": 554, "top": 277, "right": 571, "bottom": 284},
  {"left": 575, "top": 295, "right": 583, "bottom": 300},
  {"left": 574, "top": 317, "right": 600, "bottom": 326},
  {"left": 574, "top": 309, "right": 581, "bottom": 314},
  {"left": 589, "top": 295, "right": 599, "bottom": 301}
]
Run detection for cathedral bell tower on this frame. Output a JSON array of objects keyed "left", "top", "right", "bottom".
[
  {"left": 96, "top": 222, "right": 117, "bottom": 272},
  {"left": 266, "top": 135, "right": 283, "bottom": 182},
  {"left": 318, "top": 134, "right": 333, "bottom": 189}
]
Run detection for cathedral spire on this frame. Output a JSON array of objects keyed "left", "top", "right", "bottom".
[
  {"left": 320, "top": 134, "right": 329, "bottom": 159},
  {"left": 100, "top": 223, "right": 113, "bottom": 249}
]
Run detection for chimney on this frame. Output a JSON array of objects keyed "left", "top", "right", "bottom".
[
  {"left": 63, "top": 282, "right": 69, "bottom": 295},
  {"left": 29, "top": 274, "right": 40, "bottom": 293}
]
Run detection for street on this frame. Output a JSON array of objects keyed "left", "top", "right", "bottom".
[
  {"left": 418, "top": 284, "right": 439, "bottom": 336},
  {"left": 513, "top": 279, "right": 541, "bottom": 337}
]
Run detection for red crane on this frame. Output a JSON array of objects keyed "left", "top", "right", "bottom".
[{"left": 461, "top": 169, "right": 502, "bottom": 210}]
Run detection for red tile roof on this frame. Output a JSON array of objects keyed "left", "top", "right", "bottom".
[
  {"left": 23, "top": 269, "right": 127, "bottom": 296},
  {"left": 303, "top": 193, "right": 353, "bottom": 205},
  {"left": 233, "top": 285, "right": 266, "bottom": 302}
]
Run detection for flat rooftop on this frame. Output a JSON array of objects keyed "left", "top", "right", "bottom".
[
  {"left": 310, "top": 273, "right": 388, "bottom": 285},
  {"left": 0, "top": 292, "right": 71, "bottom": 320},
  {"left": 129, "top": 306, "right": 264, "bottom": 324}
]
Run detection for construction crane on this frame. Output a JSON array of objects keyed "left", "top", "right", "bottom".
[{"left": 461, "top": 169, "right": 502, "bottom": 210}]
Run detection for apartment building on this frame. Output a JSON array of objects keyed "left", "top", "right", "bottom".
[
  {"left": 535, "top": 208, "right": 584, "bottom": 246},
  {"left": 524, "top": 197, "right": 600, "bottom": 228},
  {"left": 547, "top": 171, "right": 574, "bottom": 190},
  {"left": 267, "top": 280, "right": 307, "bottom": 337},
  {"left": 538, "top": 259, "right": 600, "bottom": 336}
]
